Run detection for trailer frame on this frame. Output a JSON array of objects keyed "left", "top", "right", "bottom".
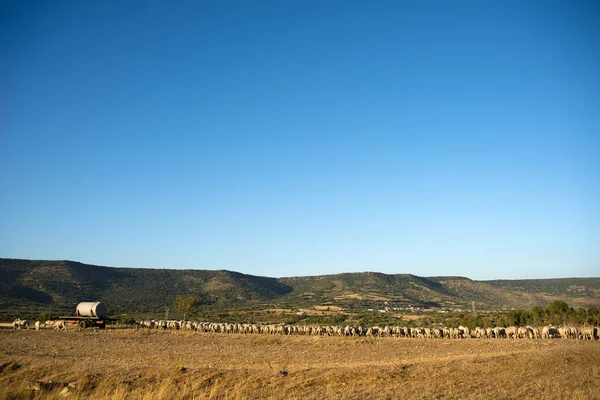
[{"left": 58, "top": 316, "right": 117, "bottom": 329}]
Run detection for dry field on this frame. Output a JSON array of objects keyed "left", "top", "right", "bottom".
[{"left": 1, "top": 329, "right": 599, "bottom": 399}]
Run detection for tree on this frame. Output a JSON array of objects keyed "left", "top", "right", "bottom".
[
  {"left": 38, "top": 309, "right": 57, "bottom": 322},
  {"left": 546, "top": 300, "right": 571, "bottom": 325},
  {"left": 575, "top": 308, "right": 588, "bottom": 325},
  {"left": 531, "top": 306, "right": 545, "bottom": 325},
  {"left": 587, "top": 306, "right": 600, "bottom": 326},
  {"left": 547, "top": 300, "right": 569, "bottom": 315},
  {"left": 174, "top": 295, "right": 200, "bottom": 320}
]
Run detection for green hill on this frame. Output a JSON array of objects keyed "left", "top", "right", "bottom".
[
  {"left": 279, "top": 273, "right": 600, "bottom": 311},
  {"left": 0, "top": 258, "right": 292, "bottom": 318},
  {"left": 1, "top": 258, "right": 599, "bottom": 320}
]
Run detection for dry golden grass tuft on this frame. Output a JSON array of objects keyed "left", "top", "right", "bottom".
[{"left": 0, "top": 329, "right": 599, "bottom": 399}]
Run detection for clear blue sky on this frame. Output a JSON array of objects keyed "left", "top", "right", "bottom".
[{"left": 1, "top": 1, "right": 598, "bottom": 280}]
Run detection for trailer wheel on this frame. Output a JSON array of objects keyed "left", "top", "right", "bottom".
[
  {"left": 98, "top": 322, "right": 106, "bottom": 329},
  {"left": 79, "top": 320, "right": 88, "bottom": 330}
]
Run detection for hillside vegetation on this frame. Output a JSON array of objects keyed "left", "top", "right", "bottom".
[
  {"left": 0, "top": 259, "right": 292, "bottom": 319},
  {"left": 1, "top": 258, "right": 599, "bottom": 320}
]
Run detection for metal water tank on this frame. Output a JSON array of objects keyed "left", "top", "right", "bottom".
[{"left": 76, "top": 302, "right": 107, "bottom": 318}]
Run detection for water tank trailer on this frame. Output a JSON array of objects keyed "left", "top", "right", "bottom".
[{"left": 60, "top": 302, "right": 115, "bottom": 329}]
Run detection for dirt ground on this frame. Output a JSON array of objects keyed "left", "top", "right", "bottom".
[{"left": 1, "top": 329, "right": 599, "bottom": 399}]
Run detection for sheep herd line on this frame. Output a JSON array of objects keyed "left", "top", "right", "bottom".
[
  {"left": 12, "top": 319, "right": 66, "bottom": 330},
  {"left": 134, "top": 320, "right": 600, "bottom": 340},
  {"left": 11, "top": 317, "right": 599, "bottom": 340}
]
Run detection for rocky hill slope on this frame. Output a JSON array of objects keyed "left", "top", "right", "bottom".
[{"left": 1, "top": 258, "right": 599, "bottom": 319}]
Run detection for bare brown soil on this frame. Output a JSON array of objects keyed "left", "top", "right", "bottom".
[{"left": 1, "top": 329, "right": 599, "bottom": 399}]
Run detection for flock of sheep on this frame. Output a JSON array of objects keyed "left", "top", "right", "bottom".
[
  {"left": 11, "top": 317, "right": 599, "bottom": 340},
  {"left": 135, "top": 320, "right": 600, "bottom": 340},
  {"left": 12, "top": 318, "right": 66, "bottom": 330}
]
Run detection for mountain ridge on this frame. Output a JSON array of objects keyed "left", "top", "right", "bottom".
[{"left": 2, "top": 258, "right": 599, "bottom": 319}]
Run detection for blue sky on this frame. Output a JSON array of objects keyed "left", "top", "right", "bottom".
[{"left": 1, "top": 1, "right": 598, "bottom": 279}]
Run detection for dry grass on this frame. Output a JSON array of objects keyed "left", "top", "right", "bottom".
[
  {"left": 1, "top": 329, "right": 599, "bottom": 399},
  {"left": 312, "top": 306, "right": 345, "bottom": 312},
  {"left": 398, "top": 314, "right": 422, "bottom": 321}
]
